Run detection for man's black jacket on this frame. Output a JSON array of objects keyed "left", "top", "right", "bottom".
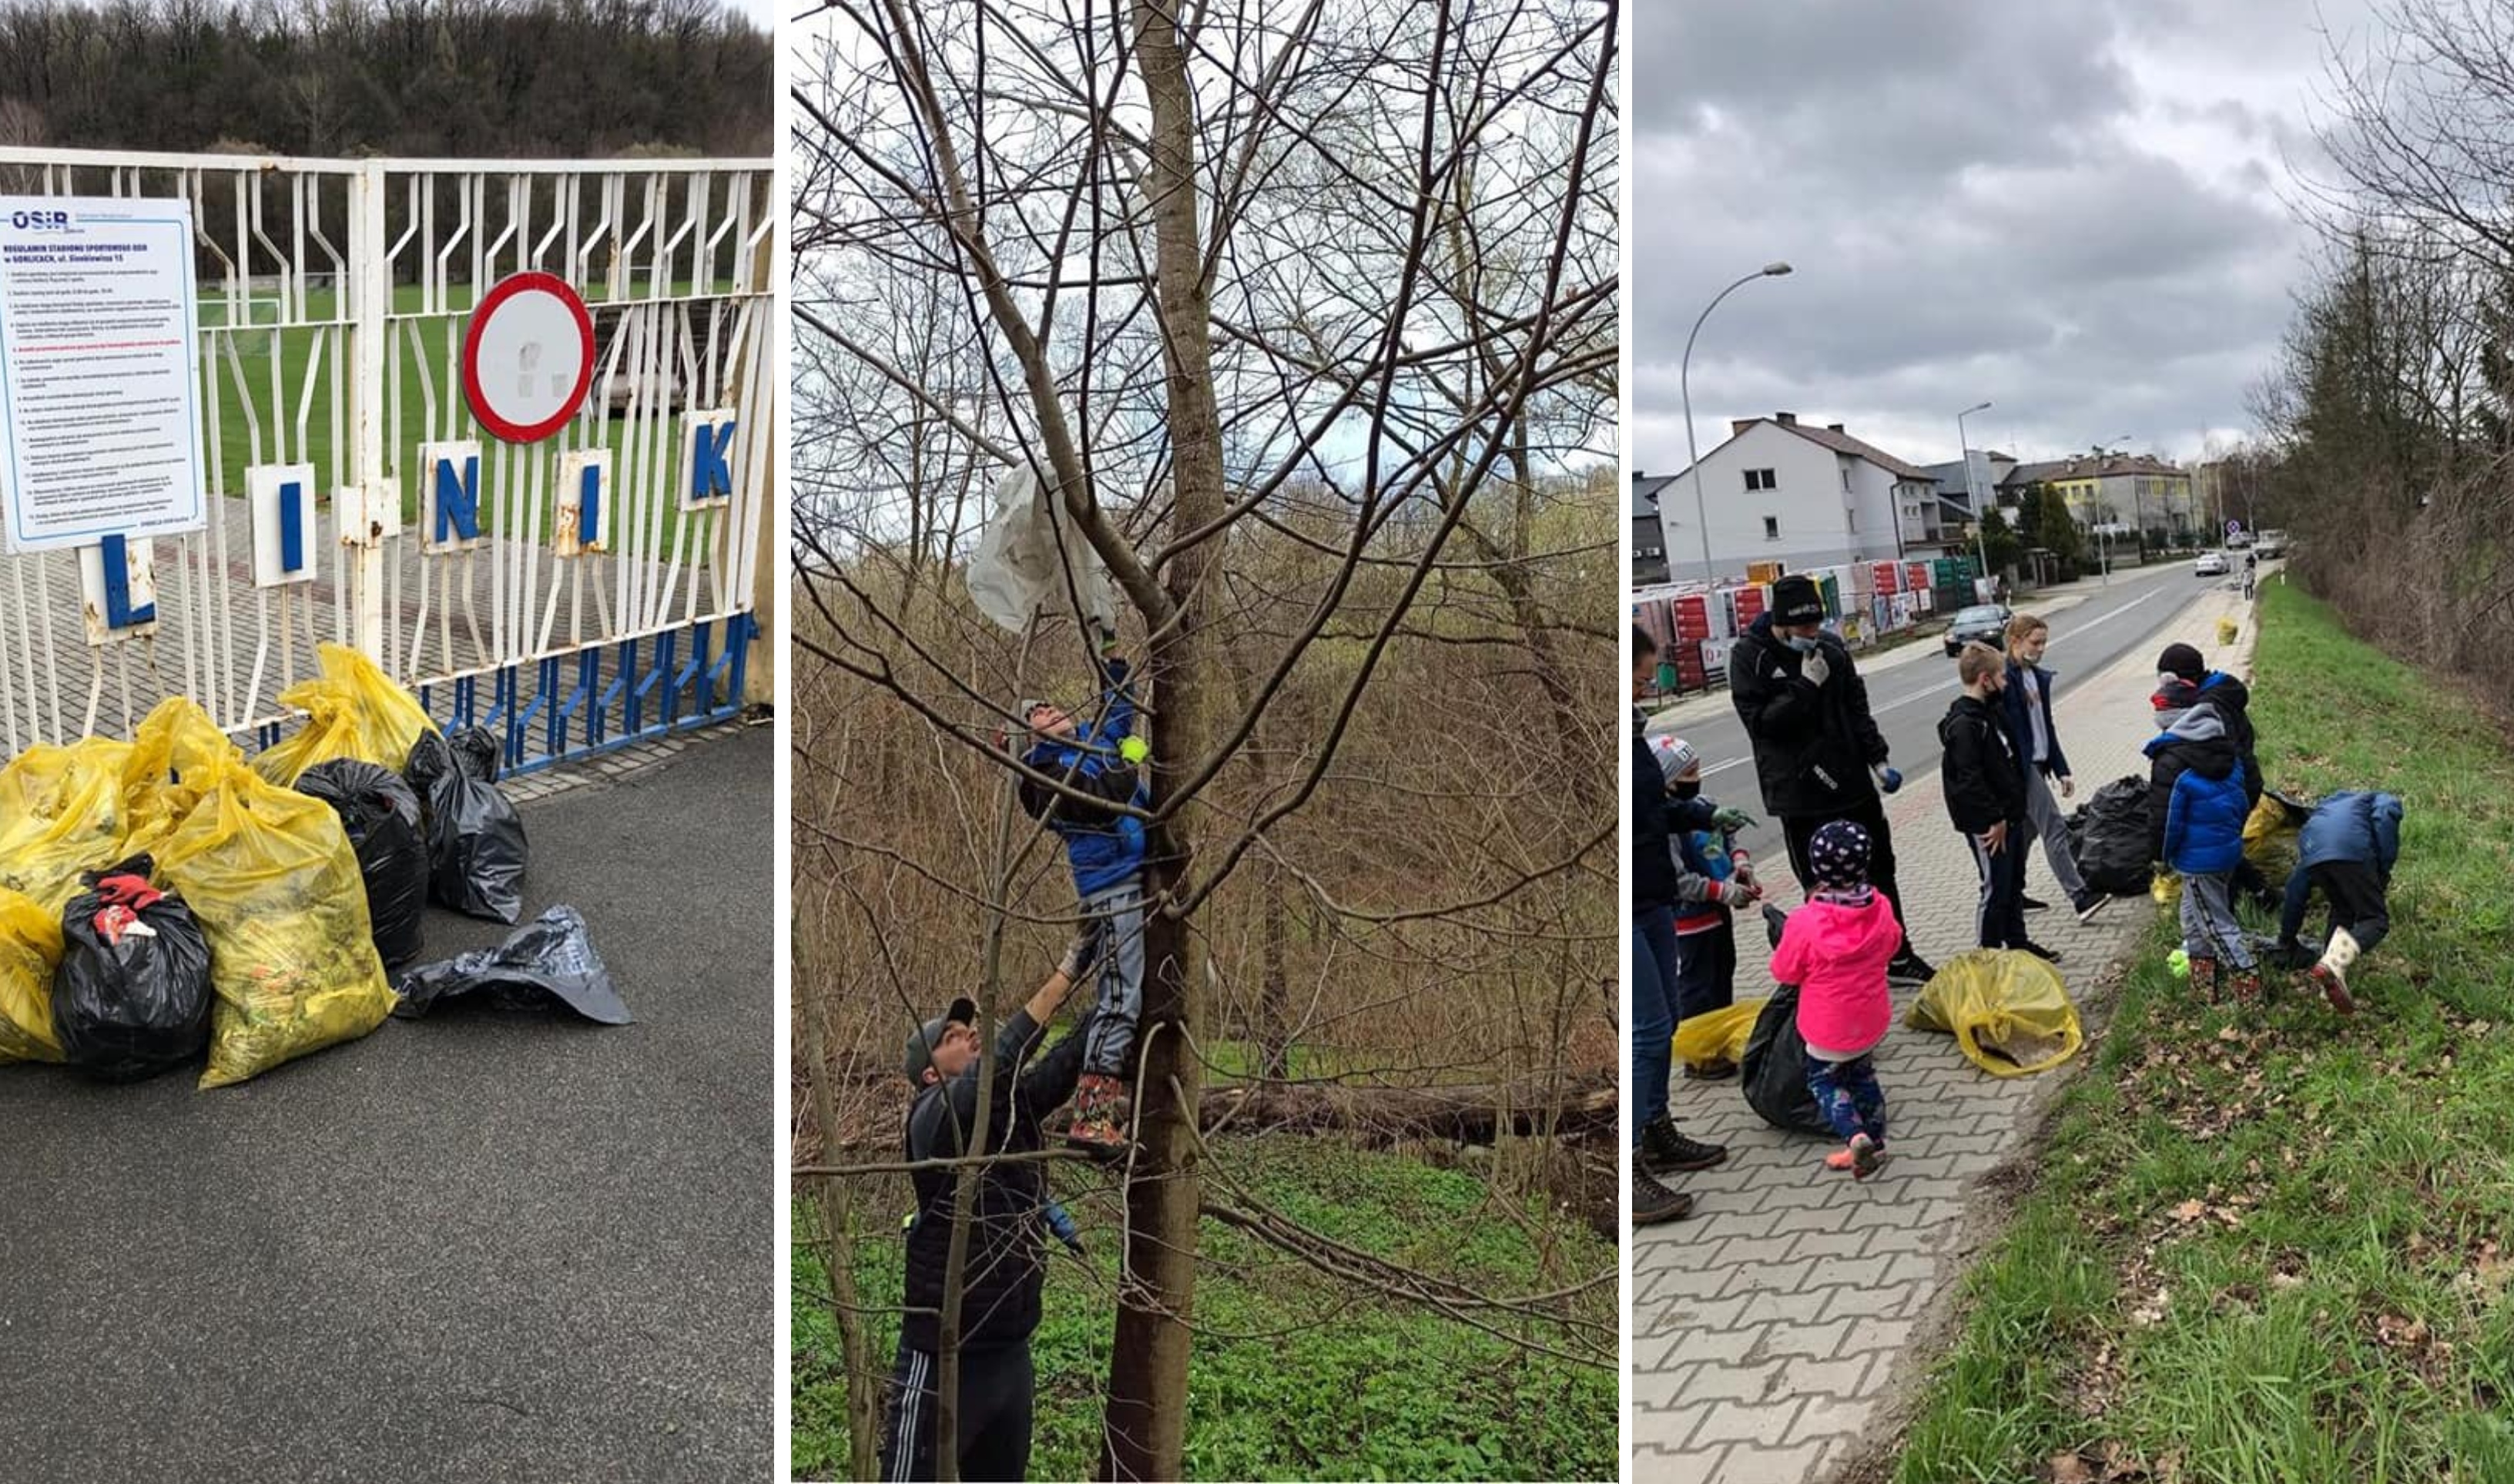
[
  {"left": 1728, "top": 612, "right": 1890, "bottom": 817},
  {"left": 899, "top": 1007, "right": 1093, "bottom": 1353}
]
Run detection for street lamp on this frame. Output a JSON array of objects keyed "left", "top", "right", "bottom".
[
  {"left": 1681, "top": 261, "right": 1793, "bottom": 583},
  {"left": 1955, "top": 400, "right": 1993, "bottom": 590}
]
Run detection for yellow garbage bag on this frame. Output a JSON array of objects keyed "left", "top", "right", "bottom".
[
  {"left": 122, "top": 696, "right": 244, "bottom": 858},
  {"left": 156, "top": 753, "right": 396, "bottom": 1088},
  {"left": 2151, "top": 866, "right": 2180, "bottom": 907},
  {"left": 253, "top": 643, "right": 435, "bottom": 786},
  {"left": 0, "top": 886, "right": 65, "bottom": 1063},
  {"left": 2241, "top": 791, "right": 2306, "bottom": 880},
  {"left": 0, "top": 738, "right": 135, "bottom": 914},
  {"left": 1906, "top": 949, "right": 2083, "bottom": 1077},
  {"left": 1673, "top": 999, "right": 1764, "bottom": 1070}
]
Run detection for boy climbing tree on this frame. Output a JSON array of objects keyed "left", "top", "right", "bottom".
[{"left": 1015, "top": 625, "right": 1152, "bottom": 1153}]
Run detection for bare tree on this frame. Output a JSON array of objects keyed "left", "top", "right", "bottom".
[{"left": 791, "top": 1, "right": 1617, "bottom": 1478}]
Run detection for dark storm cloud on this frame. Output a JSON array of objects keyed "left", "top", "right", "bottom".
[{"left": 1628, "top": 0, "right": 2373, "bottom": 470}]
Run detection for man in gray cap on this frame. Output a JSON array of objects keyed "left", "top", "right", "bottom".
[
  {"left": 1730, "top": 572, "right": 1936, "bottom": 984},
  {"left": 880, "top": 936, "right": 1092, "bottom": 1481}
]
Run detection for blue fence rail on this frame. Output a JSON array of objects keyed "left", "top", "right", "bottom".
[{"left": 252, "top": 614, "right": 757, "bottom": 775}]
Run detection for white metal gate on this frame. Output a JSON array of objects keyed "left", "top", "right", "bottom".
[{"left": 0, "top": 146, "right": 773, "bottom": 772}]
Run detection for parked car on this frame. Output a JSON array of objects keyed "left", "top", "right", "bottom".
[
  {"left": 1942, "top": 604, "right": 2012, "bottom": 658},
  {"left": 2195, "top": 551, "right": 2229, "bottom": 576}
]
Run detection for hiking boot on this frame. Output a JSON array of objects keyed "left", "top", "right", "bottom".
[
  {"left": 1682, "top": 1057, "right": 1739, "bottom": 1082},
  {"left": 1640, "top": 1115, "right": 1727, "bottom": 1176},
  {"left": 2018, "top": 940, "right": 2063, "bottom": 964},
  {"left": 1824, "top": 1133, "right": 1887, "bottom": 1180},
  {"left": 2227, "top": 969, "right": 2264, "bottom": 1003},
  {"left": 2023, "top": 895, "right": 2050, "bottom": 912},
  {"left": 1886, "top": 948, "right": 1937, "bottom": 987},
  {"left": 2189, "top": 957, "right": 2218, "bottom": 998},
  {"left": 1064, "top": 1074, "right": 1131, "bottom": 1154},
  {"left": 2071, "top": 889, "right": 2112, "bottom": 923},
  {"left": 1633, "top": 1171, "right": 1697, "bottom": 1227}
]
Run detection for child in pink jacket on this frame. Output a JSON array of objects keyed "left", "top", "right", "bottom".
[{"left": 1769, "top": 820, "right": 1904, "bottom": 1177}]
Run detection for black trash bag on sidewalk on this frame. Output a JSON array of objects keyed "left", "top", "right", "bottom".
[
  {"left": 49, "top": 854, "right": 213, "bottom": 1081},
  {"left": 296, "top": 759, "right": 428, "bottom": 967},
  {"left": 2073, "top": 774, "right": 2154, "bottom": 897},
  {"left": 404, "top": 728, "right": 528, "bottom": 924},
  {"left": 392, "top": 905, "right": 629, "bottom": 1023},
  {"left": 1740, "top": 906, "right": 1830, "bottom": 1136}
]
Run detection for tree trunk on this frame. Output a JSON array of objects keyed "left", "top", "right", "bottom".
[
  {"left": 799, "top": 990, "right": 882, "bottom": 1482},
  {"left": 1256, "top": 861, "right": 1293, "bottom": 1080},
  {"left": 1102, "top": 4, "right": 1225, "bottom": 1479}
]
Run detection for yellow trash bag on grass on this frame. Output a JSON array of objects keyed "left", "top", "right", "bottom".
[
  {"left": 0, "top": 738, "right": 135, "bottom": 914},
  {"left": 253, "top": 643, "right": 435, "bottom": 786},
  {"left": 157, "top": 753, "right": 396, "bottom": 1087},
  {"left": 1673, "top": 999, "right": 1765, "bottom": 1070},
  {"left": 2151, "top": 866, "right": 2180, "bottom": 907},
  {"left": 1906, "top": 950, "right": 2083, "bottom": 1077},
  {"left": 2241, "top": 789, "right": 2310, "bottom": 881},
  {"left": 0, "top": 886, "right": 65, "bottom": 1063}
]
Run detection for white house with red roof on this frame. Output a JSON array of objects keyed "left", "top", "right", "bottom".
[{"left": 1637, "top": 412, "right": 1942, "bottom": 582}]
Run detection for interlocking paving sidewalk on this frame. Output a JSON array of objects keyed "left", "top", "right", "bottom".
[{"left": 1630, "top": 581, "right": 2257, "bottom": 1482}]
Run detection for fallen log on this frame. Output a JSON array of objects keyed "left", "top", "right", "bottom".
[{"left": 1196, "top": 1071, "right": 1616, "bottom": 1145}]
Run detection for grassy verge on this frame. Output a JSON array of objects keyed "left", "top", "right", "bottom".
[
  {"left": 791, "top": 1137, "right": 1616, "bottom": 1481},
  {"left": 1889, "top": 580, "right": 2514, "bottom": 1484}
]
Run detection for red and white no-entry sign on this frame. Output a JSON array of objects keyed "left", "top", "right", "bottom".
[{"left": 461, "top": 272, "right": 596, "bottom": 444}]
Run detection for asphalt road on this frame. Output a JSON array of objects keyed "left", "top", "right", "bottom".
[
  {"left": 1649, "top": 558, "right": 2234, "bottom": 889},
  {"left": 0, "top": 724, "right": 772, "bottom": 1483}
]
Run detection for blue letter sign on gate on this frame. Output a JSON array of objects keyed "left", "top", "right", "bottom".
[
  {"left": 419, "top": 439, "right": 486, "bottom": 554},
  {"left": 246, "top": 462, "right": 319, "bottom": 586},
  {"left": 681, "top": 410, "right": 737, "bottom": 511}
]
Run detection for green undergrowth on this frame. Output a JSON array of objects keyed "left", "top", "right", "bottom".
[
  {"left": 791, "top": 1136, "right": 1616, "bottom": 1482},
  {"left": 1892, "top": 580, "right": 2514, "bottom": 1484}
]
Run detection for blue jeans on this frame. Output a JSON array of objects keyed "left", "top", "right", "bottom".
[
  {"left": 1077, "top": 878, "right": 1147, "bottom": 1077},
  {"left": 1805, "top": 1051, "right": 1887, "bottom": 1145},
  {"left": 1632, "top": 903, "right": 1683, "bottom": 1142}
]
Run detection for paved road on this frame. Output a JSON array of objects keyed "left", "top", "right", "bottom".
[
  {"left": 0, "top": 725, "right": 772, "bottom": 1483},
  {"left": 1650, "top": 559, "right": 2231, "bottom": 899}
]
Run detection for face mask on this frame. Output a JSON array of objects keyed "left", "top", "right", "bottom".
[
  {"left": 1674, "top": 780, "right": 1701, "bottom": 800},
  {"left": 1784, "top": 635, "right": 1820, "bottom": 655}
]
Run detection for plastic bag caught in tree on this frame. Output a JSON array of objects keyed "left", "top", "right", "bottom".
[
  {"left": 1906, "top": 950, "right": 2084, "bottom": 1077},
  {"left": 156, "top": 756, "right": 397, "bottom": 1088},
  {"left": 404, "top": 729, "right": 528, "bottom": 924},
  {"left": 393, "top": 906, "right": 629, "bottom": 1024},
  {"left": 0, "top": 886, "right": 65, "bottom": 1064},
  {"left": 966, "top": 466, "right": 1120, "bottom": 635},
  {"left": 1673, "top": 999, "right": 1764, "bottom": 1070},
  {"left": 295, "top": 759, "right": 429, "bottom": 968},
  {"left": 0, "top": 739, "right": 134, "bottom": 915},
  {"left": 253, "top": 642, "right": 436, "bottom": 785},
  {"left": 50, "top": 855, "right": 213, "bottom": 1082}
]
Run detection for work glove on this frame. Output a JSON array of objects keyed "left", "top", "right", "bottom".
[
  {"left": 1872, "top": 764, "right": 1902, "bottom": 795},
  {"left": 2058, "top": 775, "right": 2075, "bottom": 800},
  {"left": 1059, "top": 930, "right": 1097, "bottom": 982},
  {"left": 1798, "top": 650, "right": 1831, "bottom": 689},
  {"left": 1094, "top": 618, "right": 1121, "bottom": 655},
  {"left": 1729, "top": 856, "right": 1757, "bottom": 891},
  {"left": 1711, "top": 806, "right": 1760, "bottom": 834},
  {"left": 1118, "top": 735, "right": 1151, "bottom": 766},
  {"left": 1715, "top": 879, "right": 1760, "bottom": 908}
]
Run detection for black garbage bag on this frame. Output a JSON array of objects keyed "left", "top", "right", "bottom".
[
  {"left": 49, "top": 854, "right": 213, "bottom": 1081},
  {"left": 1741, "top": 906, "right": 1829, "bottom": 1135},
  {"left": 2073, "top": 774, "right": 2154, "bottom": 896},
  {"left": 296, "top": 759, "right": 428, "bottom": 967},
  {"left": 392, "top": 906, "right": 629, "bottom": 1023},
  {"left": 404, "top": 728, "right": 528, "bottom": 924}
]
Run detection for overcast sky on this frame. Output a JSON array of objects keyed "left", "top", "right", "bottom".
[{"left": 1630, "top": 0, "right": 2389, "bottom": 476}]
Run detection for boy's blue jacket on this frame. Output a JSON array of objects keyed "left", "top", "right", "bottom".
[
  {"left": 2147, "top": 705, "right": 2248, "bottom": 875},
  {"left": 2278, "top": 791, "right": 2405, "bottom": 943},
  {"left": 1018, "top": 658, "right": 1148, "bottom": 896}
]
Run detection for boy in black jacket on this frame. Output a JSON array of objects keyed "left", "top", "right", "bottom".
[{"left": 1939, "top": 643, "right": 2056, "bottom": 956}]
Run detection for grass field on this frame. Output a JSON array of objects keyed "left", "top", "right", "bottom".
[
  {"left": 791, "top": 1137, "right": 1617, "bottom": 1482},
  {"left": 1887, "top": 579, "right": 2514, "bottom": 1484}
]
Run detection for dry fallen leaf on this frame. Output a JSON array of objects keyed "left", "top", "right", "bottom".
[
  {"left": 2172, "top": 1199, "right": 2206, "bottom": 1222},
  {"left": 2049, "top": 1453, "right": 2094, "bottom": 1484}
]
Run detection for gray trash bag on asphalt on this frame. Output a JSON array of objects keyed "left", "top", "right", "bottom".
[
  {"left": 965, "top": 465, "right": 1120, "bottom": 635},
  {"left": 391, "top": 905, "right": 630, "bottom": 1024}
]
